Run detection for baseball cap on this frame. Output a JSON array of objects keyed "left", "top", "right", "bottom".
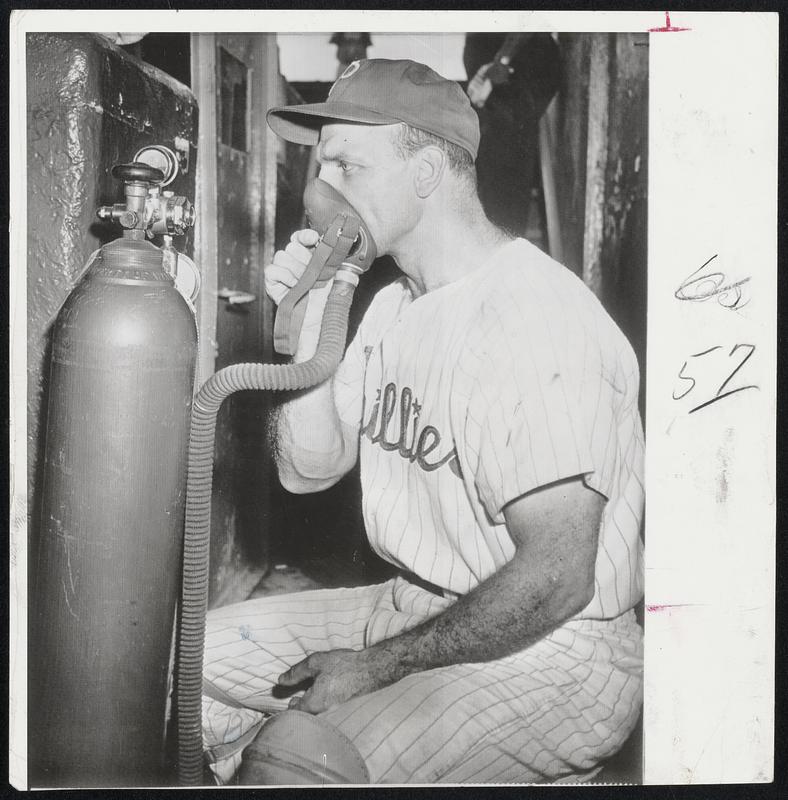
[{"left": 267, "top": 58, "right": 480, "bottom": 160}]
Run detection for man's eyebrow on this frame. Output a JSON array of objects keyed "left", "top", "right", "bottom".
[
  {"left": 317, "top": 141, "right": 366, "bottom": 165},
  {"left": 316, "top": 143, "right": 347, "bottom": 163}
]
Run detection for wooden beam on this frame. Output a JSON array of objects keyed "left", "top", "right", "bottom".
[
  {"left": 539, "top": 97, "right": 564, "bottom": 264},
  {"left": 190, "top": 33, "right": 219, "bottom": 383},
  {"left": 582, "top": 33, "right": 611, "bottom": 297},
  {"left": 257, "top": 34, "right": 280, "bottom": 362}
]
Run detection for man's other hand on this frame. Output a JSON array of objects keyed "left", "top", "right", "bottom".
[{"left": 277, "top": 648, "right": 393, "bottom": 714}]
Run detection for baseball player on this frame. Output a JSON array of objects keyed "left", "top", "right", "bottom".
[{"left": 202, "top": 59, "right": 644, "bottom": 785}]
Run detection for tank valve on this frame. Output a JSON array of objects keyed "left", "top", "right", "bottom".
[
  {"left": 96, "top": 204, "right": 139, "bottom": 229},
  {"left": 97, "top": 150, "right": 195, "bottom": 239}
]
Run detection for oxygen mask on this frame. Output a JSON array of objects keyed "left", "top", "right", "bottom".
[
  {"left": 273, "top": 179, "right": 377, "bottom": 356},
  {"left": 302, "top": 178, "right": 377, "bottom": 274}
]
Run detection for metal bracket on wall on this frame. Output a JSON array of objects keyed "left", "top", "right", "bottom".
[{"left": 217, "top": 287, "right": 256, "bottom": 305}]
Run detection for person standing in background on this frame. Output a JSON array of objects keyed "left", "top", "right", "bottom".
[
  {"left": 331, "top": 32, "right": 372, "bottom": 77},
  {"left": 464, "top": 33, "right": 561, "bottom": 238}
]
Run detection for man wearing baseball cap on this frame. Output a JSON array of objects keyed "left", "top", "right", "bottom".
[{"left": 201, "top": 59, "right": 644, "bottom": 786}]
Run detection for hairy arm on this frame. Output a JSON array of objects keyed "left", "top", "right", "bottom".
[
  {"left": 279, "top": 475, "right": 604, "bottom": 712},
  {"left": 273, "top": 376, "right": 359, "bottom": 494}
]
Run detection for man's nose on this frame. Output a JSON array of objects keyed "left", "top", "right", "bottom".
[{"left": 317, "top": 165, "right": 338, "bottom": 191}]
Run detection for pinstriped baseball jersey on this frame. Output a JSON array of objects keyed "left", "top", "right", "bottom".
[{"left": 334, "top": 238, "right": 644, "bottom": 618}]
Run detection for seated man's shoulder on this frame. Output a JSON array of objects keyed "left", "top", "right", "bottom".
[
  {"left": 476, "top": 241, "right": 599, "bottom": 331},
  {"left": 474, "top": 241, "right": 637, "bottom": 370}
]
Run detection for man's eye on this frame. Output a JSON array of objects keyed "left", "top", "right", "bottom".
[{"left": 339, "top": 161, "right": 351, "bottom": 172}]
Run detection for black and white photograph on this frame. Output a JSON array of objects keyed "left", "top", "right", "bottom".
[{"left": 10, "top": 10, "right": 777, "bottom": 790}]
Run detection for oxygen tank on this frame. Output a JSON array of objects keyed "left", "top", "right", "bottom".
[{"left": 30, "top": 161, "right": 197, "bottom": 787}]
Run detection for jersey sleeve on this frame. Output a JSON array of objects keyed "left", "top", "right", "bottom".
[{"left": 460, "top": 312, "right": 606, "bottom": 525}]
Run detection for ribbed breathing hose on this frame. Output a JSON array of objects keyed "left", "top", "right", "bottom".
[{"left": 175, "top": 276, "right": 357, "bottom": 785}]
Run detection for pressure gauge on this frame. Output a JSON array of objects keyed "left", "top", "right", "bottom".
[{"left": 133, "top": 144, "right": 180, "bottom": 187}]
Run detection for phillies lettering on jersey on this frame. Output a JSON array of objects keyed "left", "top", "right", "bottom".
[{"left": 360, "top": 382, "right": 462, "bottom": 478}]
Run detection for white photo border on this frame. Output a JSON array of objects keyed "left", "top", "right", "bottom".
[{"left": 9, "top": 9, "right": 778, "bottom": 788}]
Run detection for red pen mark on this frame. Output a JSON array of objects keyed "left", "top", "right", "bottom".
[
  {"left": 646, "top": 603, "right": 703, "bottom": 613},
  {"left": 649, "top": 11, "right": 691, "bottom": 33}
]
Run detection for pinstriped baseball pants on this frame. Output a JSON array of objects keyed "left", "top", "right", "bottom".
[{"left": 202, "top": 576, "right": 642, "bottom": 784}]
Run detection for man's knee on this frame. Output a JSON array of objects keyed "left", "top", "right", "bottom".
[{"left": 237, "top": 710, "right": 370, "bottom": 785}]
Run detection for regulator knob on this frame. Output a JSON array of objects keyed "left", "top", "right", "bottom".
[{"left": 111, "top": 163, "right": 166, "bottom": 185}]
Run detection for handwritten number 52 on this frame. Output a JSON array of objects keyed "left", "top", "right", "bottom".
[{"left": 673, "top": 344, "right": 757, "bottom": 414}]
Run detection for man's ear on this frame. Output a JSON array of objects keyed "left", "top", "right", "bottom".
[{"left": 414, "top": 146, "right": 447, "bottom": 199}]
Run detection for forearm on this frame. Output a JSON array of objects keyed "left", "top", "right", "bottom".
[
  {"left": 272, "top": 286, "right": 358, "bottom": 493},
  {"left": 273, "top": 380, "right": 353, "bottom": 492},
  {"left": 278, "top": 480, "right": 602, "bottom": 714},
  {"left": 366, "top": 550, "right": 592, "bottom": 683}
]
